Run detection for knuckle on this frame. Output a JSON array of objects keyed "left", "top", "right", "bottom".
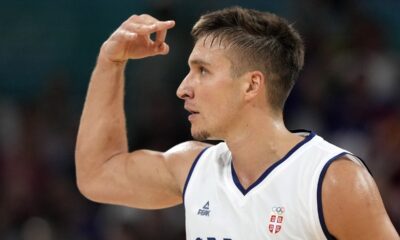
[
  {"left": 126, "top": 32, "right": 136, "bottom": 40},
  {"left": 113, "top": 31, "right": 125, "bottom": 40},
  {"left": 121, "top": 21, "right": 129, "bottom": 28},
  {"left": 129, "top": 14, "right": 139, "bottom": 21},
  {"left": 140, "top": 14, "right": 158, "bottom": 24}
]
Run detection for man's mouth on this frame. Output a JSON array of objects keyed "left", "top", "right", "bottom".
[
  {"left": 184, "top": 105, "right": 199, "bottom": 114},
  {"left": 185, "top": 108, "right": 199, "bottom": 121},
  {"left": 188, "top": 110, "right": 199, "bottom": 114}
]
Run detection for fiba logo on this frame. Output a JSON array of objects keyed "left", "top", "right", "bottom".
[{"left": 268, "top": 206, "right": 285, "bottom": 234}]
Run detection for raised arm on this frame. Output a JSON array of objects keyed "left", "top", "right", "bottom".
[{"left": 75, "top": 14, "right": 209, "bottom": 209}]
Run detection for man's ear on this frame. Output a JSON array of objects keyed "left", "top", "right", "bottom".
[{"left": 243, "top": 71, "right": 265, "bottom": 101}]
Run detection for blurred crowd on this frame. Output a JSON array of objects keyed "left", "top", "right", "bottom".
[{"left": 0, "top": 0, "right": 399, "bottom": 239}]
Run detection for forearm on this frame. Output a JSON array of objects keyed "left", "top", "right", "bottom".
[{"left": 75, "top": 55, "right": 128, "bottom": 184}]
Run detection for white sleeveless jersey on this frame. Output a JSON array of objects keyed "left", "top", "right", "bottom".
[{"left": 183, "top": 131, "right": 366, "bottom": 240}]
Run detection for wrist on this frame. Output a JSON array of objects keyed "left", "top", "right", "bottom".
[
  {"left": 97, "top": 53, "right": 127, "bottom": 68},
  {"left": 97, "top": 41, "right": 129, "bottom": 67}
]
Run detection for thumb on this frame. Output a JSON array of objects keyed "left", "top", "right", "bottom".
[{"left": 154, "top": 42, "right": 170, "bottom": 55}]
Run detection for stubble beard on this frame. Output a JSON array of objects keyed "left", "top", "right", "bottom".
[{"left": 192, "top": 130, "right": 211, "bottom": 141}]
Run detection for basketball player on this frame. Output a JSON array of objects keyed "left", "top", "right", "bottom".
[{"left": 75, "top": 6, "right": 399, "bottom": 239}]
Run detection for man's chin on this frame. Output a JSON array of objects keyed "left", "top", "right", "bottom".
[{"left": 191, "top": 130, "right": 210, "bottom": 141}]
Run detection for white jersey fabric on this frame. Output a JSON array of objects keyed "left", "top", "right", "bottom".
[{"left": 183, "top": 131, "right": 366, "bottom": 240}]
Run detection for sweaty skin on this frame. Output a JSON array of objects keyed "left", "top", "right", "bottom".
[{"left": 75, "top": 13, "right": 399, "bottom": 239}]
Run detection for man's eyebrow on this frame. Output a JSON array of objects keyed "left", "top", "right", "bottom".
[{"left": 188, "top": 59, "right": 212, "bottom": 66}]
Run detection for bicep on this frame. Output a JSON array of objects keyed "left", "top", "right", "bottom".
[
  {"left": 79, "top": 141, "right": 211, "bottom": 210},
  {"left": 82, "top": 149, "right": 182, "bottom": 209},
  {"left": 322, "top": 159, "right": 399, "bottom": 239}
]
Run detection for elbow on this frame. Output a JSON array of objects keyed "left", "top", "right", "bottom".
[
  {"left": 76, "top": 177, "right": 110, "bottom": 205},
  {"left": 75, "top": 165, "right": 111, "bottom": 204},
  {"left": 75, "top": 163, "right": 102, "bottom": 203},
  {"left": 75, "top": 151, "right": 100, "bottom": 202},
  {"left": 74, "top": 150, "right": 123, "bottom": 204},
  {"left": 76, "top": 177, "right": 116, "bottom": 205},
  {"left": 76, "top": 175, "right": 97, "bottom": 202}
]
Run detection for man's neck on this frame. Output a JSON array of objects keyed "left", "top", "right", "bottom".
[{"left": 224, "top": 113, "right": 304, "bottom": 190}]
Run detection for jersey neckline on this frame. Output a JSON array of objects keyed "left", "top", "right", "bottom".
[{"left": 230, "top": 130, "right": 316, "bottom": 196}]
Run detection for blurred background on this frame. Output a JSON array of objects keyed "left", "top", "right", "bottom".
[{"left": 0, "top": 0, "right": 399, "bottom": 239}]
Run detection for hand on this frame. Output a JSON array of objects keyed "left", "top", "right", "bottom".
[{"left": 100, "top": 14, "right": 175, "bottom": 63}]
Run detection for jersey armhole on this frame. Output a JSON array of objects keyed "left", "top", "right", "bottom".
[
  {"left": 316, "top": 151, "right": 371, "bottom": 240},
  {"left": 182, "top": 147, "right": 209, "bottom": 205},
  {"left": 317, "top": 152, "right": 372, "bottom": 240}
]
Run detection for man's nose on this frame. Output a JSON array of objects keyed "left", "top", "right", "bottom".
[{"left": 176, "top": 74, "right": 194, "bottom": 100}]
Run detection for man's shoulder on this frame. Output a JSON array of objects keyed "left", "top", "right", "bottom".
[
  {"left": 323, "top": 157, "right": 370, "bottom": 195},
  {"left": 163, "top": 141, "right": 213, "bottom": 193},
  {"left": 165, "top": 140, "right": 213, "bottom": 159},
  {"left": 321, "top": 158, "right": 398, "bottom": 239}
]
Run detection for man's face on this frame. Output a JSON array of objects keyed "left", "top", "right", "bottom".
[{"left": 176, "top": 37, "right": 245, "bottom": 141}]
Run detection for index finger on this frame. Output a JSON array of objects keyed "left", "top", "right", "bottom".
[{"left": 125, "top": 20, "right": 175, "bottom": 35}]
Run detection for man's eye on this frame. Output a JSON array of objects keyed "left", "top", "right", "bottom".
[{"left": 199, "top": 66, "right": 207, "bottom": 75}]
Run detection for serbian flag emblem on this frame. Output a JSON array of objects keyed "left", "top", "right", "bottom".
[{"left": 268, "top": 207, "right": 285, "bottom": 234}]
